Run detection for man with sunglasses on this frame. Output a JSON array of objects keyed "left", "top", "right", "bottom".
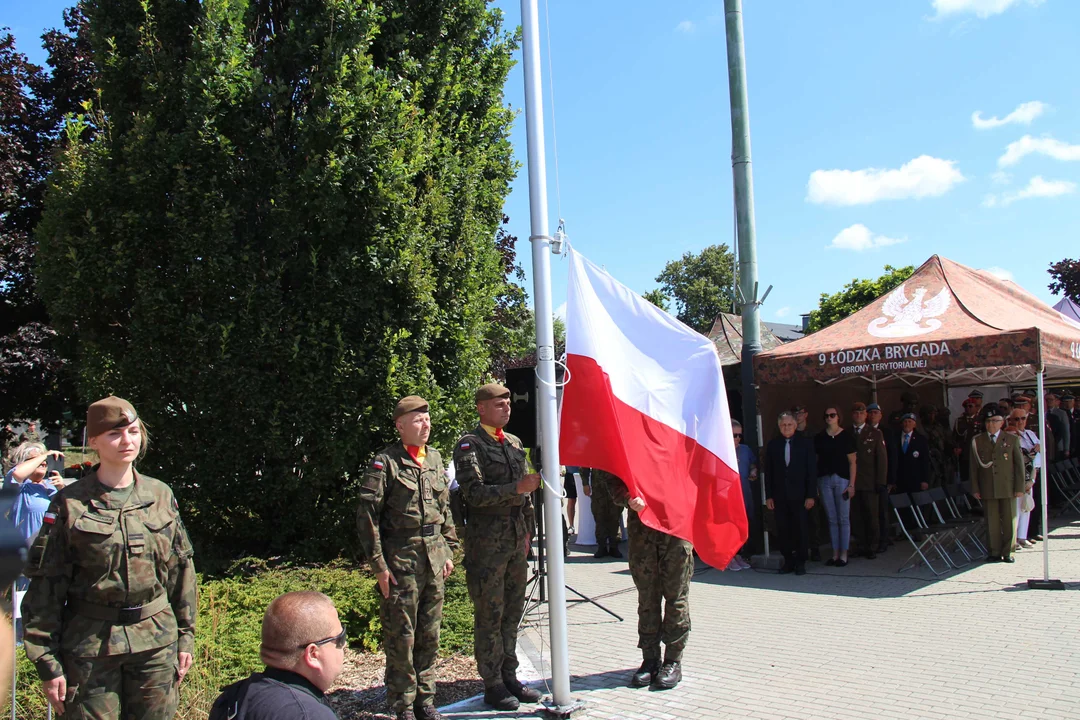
[{"left": 209, "top": 591, "right": 345, "bottom": 720}]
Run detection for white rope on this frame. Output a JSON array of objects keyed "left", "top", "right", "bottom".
[{"left": 533, "top": 358, "right": 571, "bottom": 389}]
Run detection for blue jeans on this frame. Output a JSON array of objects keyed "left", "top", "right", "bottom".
[{"left": 818, "top": 474, "right": 851, "bottom": 552}]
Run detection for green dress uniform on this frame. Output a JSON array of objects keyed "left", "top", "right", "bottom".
[
  {"left": 852, "top": 424, "right": 888, "bottom": 553},
  {"left": 969, "top": 431, "right": 1025, "bottom": 559},
  {"left": 953, "top": 413, "right": 982, "bottom": 483},
  {"left": 608, "top": 473, "right": 693, "bottom": 665},
  {"left": 356, "top": 442, "right": 458, "bottom": 716},
  {"left": 453, "top": 424, "right": 533, "bottom": 692},
  {"left": 22, "top": 470, "right": 196, "bottom": 720},
  {"left": 583, "top": 469, "right": 622, "bottom": 556}
]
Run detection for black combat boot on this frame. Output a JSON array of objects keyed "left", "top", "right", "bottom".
[
  {"left": 630, "top": 659, "right": 660, "bottom": 688},
  {"left": 651, "top": 660, "right": 682, "bottom": 690},
  {"left": 504, "top": 677, "right": 542, "bottom": 703},
  {"left": 593, "top": 540, "right": 609, "bottom": 559},
  {"left": 607, "top": 539, "right": 622, "bottom": 559},
  {"left": 413, "top": 704, "right": 443, "bottom": 720},
  {"left": 483, "top": 684, "right": 519, "bottom": 711}
]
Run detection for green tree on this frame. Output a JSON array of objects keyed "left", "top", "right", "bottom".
[
  {"left": 806, "top": 264, "right": 915, "bottom": 333},
  {"left": 1048, "top": 257, "right": 1080, "bottom": 302},
  {"left": 655, "top": 244, "right": 735, "bottom": 333},
  {"left": 36, "top": 0, "right": 518, "bottom": 560},
  {"left": 641, "top": 289, "right": 670, "bottom": 312}
]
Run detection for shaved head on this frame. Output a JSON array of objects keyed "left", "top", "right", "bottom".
[{"left": 260, "top": 591, "right": 339, "bottom": 667}]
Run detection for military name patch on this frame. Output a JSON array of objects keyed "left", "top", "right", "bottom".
[
  {"left": 373, "top": 460, "right": 384, "bottom": 470},
  {"left": 460, "top": 442, "right": 471, "bottom": 450},
  {"left": 43, "top": 512, "right": 56, "bottom": 525}
]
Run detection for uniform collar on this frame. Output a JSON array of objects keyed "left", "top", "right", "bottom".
[
  {"left": 397, "top": 441, "right": 427, "bottom": 468},
  {"left": 261, "top": 667, "right": 328, "bottom": 703},
  {"left": 87, "top": 468, "right": 155, "bottom": 509}
]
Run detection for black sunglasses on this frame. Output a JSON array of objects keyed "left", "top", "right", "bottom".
[
  {"left": 298, "top": 627, "right": 347, "bottom": 650},
  {"left": 824, "top": 412, "right": 838, "bottom": 418},
  {"left": 733, "top": 433, "right": 742, "bottom": 438}
]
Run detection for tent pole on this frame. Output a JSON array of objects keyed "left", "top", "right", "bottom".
[
  {"left": 1029, "top": 368, "right": 1064, "bottom": 590},
  {"left": 757, "top": 410, "right": 769, "bottom": 558}
]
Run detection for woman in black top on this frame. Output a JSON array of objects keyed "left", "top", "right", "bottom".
[{"left": 814, "top": 408, "right": 857, "bottom": 566}]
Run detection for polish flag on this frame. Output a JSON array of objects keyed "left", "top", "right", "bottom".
[{"left": 559, "top": 249, "right": 747, "bottom": 568}]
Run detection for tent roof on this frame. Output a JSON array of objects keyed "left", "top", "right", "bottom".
[
  {"left": 1053, "top": 296, "right": 1080, "bottom": 324},
  {"left": 755, "top": 255, "right": 1080, "bottom": 386},
  {"left": 708, "top": 312, "right": 783, "bottom": 366}
]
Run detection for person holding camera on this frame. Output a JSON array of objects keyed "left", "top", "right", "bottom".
[
  {"left": 813, "top": 407, "right": 857, "bottom": 567},
  {"left": 22, "top": 396, "right": 196, "bottom": 719},
  {"left": 5, "top": 442, "right": 66, "bottom": 549}
]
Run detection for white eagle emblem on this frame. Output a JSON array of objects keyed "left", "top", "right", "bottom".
[{"left": 867, "top": 283, "right": 951, "bottom": 338}]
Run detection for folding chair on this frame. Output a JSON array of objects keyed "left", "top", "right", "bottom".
[
  {"left": 943, "top": 483, "right": 988, "bottom": 555},
  {"left": 890, "top": 493, "right": 952, "bottom": 575},
  {"left": 922, "top": 488, "right": 982, "bottom": 564},
  {"left": 1050, "top": 461, "right": 1080, "bottom": 515}
]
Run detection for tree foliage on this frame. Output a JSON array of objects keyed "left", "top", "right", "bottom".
[
  {"left": 1048, "top": 257, "right": 1080, "bottom": 302},
  {"left": 36, "top": 0, "right": 519, "bottom": 560},
  {"left": 641, "top": 288, "right": 670, "bottom": 313},
  {"left": 806, "top": 264, "right": 915, "bottom": 333},
  {"left": 0, "top": 7, "right": 92, "bottom": 427},
  {"left": 654, "top": 244, "right": 735, "bottom": 333}
]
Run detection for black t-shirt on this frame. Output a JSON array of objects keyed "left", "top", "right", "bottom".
[
  {"left": 209, "top": 667, "right": 338, "bottom": 720},
  {"left": 814, "top": 429, "right": 857, "bottom": 479}
]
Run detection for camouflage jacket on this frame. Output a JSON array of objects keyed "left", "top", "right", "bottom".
[
  {"left": 453, "top": 425, "right": 534, "bottom": 528},
  {"left": 22, "top": 469, "right": 196, "bottom": 680},
  {"left": 356, "top": 442, "right": 458, "bottom": 575}
]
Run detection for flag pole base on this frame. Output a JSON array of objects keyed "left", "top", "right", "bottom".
[
  {"left": 1027, "top": 578, "right": 1065, "bottom": 590},
  {"left": 541, "top": 698, "right": 587, "bottom": 718}
]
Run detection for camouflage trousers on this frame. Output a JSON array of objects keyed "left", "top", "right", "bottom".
[
  {"left": 464, "top": 515, "right": 527, "bottom": 688},
  {"left": 590, "top": 479, "right": 621, "bottom": 546},
  {"left": 627, "top": 514, "right": 693, "bottom": 662},
  {"left": 380, "top": 551, "right": 445, "bottom": 712},
  {"left": 62, "top": 642, "right": 177, "bottom": 720}
]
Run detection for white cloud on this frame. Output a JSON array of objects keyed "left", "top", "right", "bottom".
[
  {"left": 931, "top": 0, "right": 1044, "bottom": 19},
  {"left": 827, "top": 224, "right": 907, "bottom": 252},
  {"left": 972, "top": 101, "right": 1047, "bottom": 130},
  {"left": 998, "top": 135, "right": 1080, "bottom": 167},
  {"left": 991, "top": 170, "right": 1012, "bottom": 185},
  {"left": 675, "top": 20, "right": 694, "bottom": 33},
  {"left": 553, "top": 301, "right": 567, "bottom": 321},
  {"left": 983, "top": 266, "right": 1015, "bottom": 281},
  {"left": 984, "top": 175, "right": 1077, "bottom": 207},
  {"left": 773, "top": 306, "right": 791, "bottom": 319},
  {"left": 807, "top": 155, "right": 964, "bottom": 206}
]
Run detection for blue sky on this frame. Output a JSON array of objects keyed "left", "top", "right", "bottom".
[{"left": 6, "top": 0, "right": 1079, "bottom": 323}]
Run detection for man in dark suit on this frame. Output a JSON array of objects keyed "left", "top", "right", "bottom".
[
  {"left": 894, "top": 412, "right": 930, "bottom": 494},
  {"left": 764, "top": 411, "right": 817, "bottom": 575}
]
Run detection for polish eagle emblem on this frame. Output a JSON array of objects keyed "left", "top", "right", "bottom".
[{"left": 867, "top": 283, "right": 951, "bottom": 338}]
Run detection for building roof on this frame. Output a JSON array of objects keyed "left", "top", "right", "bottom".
[{"left": 708, "top": 312, "right": 784, "bottom": 366}]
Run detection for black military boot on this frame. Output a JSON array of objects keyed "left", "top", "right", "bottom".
[
  {"left": 607, "top": 539, "right": 622, "bottom": 559},
  {"left": 630, "top": 659, "right": 660, "bottom": 688},
  {"left": 594, "top": 540, "right": 609, "bottom": 559},
  {"left": 483, "top": 684, "right": 520, "bottom": 711},
  {"left": 413, "top": 704, "right": 443, "bottom": 720},
  {"left": 651, "top": 660, "right": 682, "bottom": 690},
  {"left": 504, "top": 677, "right": 542, "bottom": 703}
]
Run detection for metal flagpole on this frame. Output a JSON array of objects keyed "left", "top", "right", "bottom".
[
  {"left": 519, "top": 0, "right": 577, "bottom": 711},
  {"left": 10, "top": 581, "right": 15, "bottom": 720},
  {"left": 1029, "top": 368, "right": 1064, "bottom": 589}
]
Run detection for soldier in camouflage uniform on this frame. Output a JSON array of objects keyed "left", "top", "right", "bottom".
[
  {"left": 22, "top": 397, "right": 196, "bottom": 720},
  {"left": 454, "top": 383, "right": 542, "bottom": 712},
  {"left": 607, "top": 472, "right": 692, "bottom": 691},
  {"left": 583, "top": 469, "right": 622, "bottom": 558},
  {"left": 356, "top": 396, "right": 458, "bottom": 720}
]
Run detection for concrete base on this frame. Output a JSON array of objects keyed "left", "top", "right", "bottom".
[{"left": 750, "top": 552, "right": 783, "bottom": 570}]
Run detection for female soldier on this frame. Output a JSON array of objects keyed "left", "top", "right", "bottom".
[{"left": 22, "top": 396, "right": 196, "bottom": 719}]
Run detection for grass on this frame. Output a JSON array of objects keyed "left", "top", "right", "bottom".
[{"left": 10, "top": 556, "right": 473, "bottom": 720}]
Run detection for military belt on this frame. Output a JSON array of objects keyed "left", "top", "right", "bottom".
[
  {"left": 70, "top": 593, "right": 170, "bottom": 625},
  {"left": 468, "top": 505, "right": 522, "bottom": 517},
  {"left": 382, "top": 523, "right": 440, "bottom": 539}
]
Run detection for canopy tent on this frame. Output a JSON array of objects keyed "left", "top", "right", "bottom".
[
  {"left": 755, "top": 255, "right": 1080, "bottom": 388},
  {"left": 1053, "top": 296, "right": 1080, "bottom": 325}
]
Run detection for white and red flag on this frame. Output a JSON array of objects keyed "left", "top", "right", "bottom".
[{"left": 559, "top": 248, "right": 747, "bottom": 568}]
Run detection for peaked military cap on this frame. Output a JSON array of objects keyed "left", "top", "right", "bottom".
[
  {"left": 1062, "top": 392, "right": 1076, "bottom": 401},
  {"left": 86, "top": 396, "right": 138, "bottom": 437},
  {"left": 393, "top": 395, "right": 429, "bottom": 420},
  {"left": 866, "top": 403, "right": 881, "bottom": 411},
  {"left": 901, "top": 412, "right": 917, "bottom": 421},
  {"left": 475, "top": 383, "right": 510, "bottom": 402},
  {"left": 851, "top": 402, "right": 867, "bottom": 412},
  {"left": 967, "top": 389, "right": 984, "bottom": 399},
  {"left": 981, "top": 403, "right": 1005, "bottom": 421}
]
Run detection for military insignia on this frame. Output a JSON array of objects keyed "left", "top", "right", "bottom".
[
  {"left": 460, "top": 442, "right": 471, "bottom": 450},
  {"left": 913, "top": 451, "right": 920, "bottom": 458},
  {"left": 43, "top": 512, "right": 56, "bottom": 525},
  {"left": 373, "top": 460, "right": 385, "bottom": 470}
]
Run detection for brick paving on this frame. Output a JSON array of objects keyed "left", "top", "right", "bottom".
[{"left": 440, "top": 518, "right": 1080, "bottom": 719}]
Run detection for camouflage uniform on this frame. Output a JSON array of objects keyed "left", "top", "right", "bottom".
[
  {"left": 608, "top": 474, "right": 693, "bottom": 663},
  {"left": 953, "top": 413, "right": 982, "bottom": 484},
  {"left": 583, "top": 469, "right": 621, "bottom": 550},
  {"left": 356, "top": 442, "right": 458, "bottom": 714},
  {"left": 22, "top": 470, "right": 196, "bottom": 720},
  {"left": 453, "top": 425, "right": 533, "bottom": 690}
]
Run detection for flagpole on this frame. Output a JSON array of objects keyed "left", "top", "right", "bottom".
[
  {"left": 519, "top": 0, "right": 575, "bottom": 709},
  {"left": 1029, "top": 367, "right": 1064, "bottom": 589}
]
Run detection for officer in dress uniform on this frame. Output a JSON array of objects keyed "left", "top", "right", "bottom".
[
  {"left": 850, "top": 403, "right": 888, "bottom": 558},
  {"left": 356, "top": 396, "right": 458, "bottom": 720},
  {"left": 969, "top": 403, "right": 1025, "bottom": 563},
  {"left": 953, "top": 394, "right": 983, "bottom": 485},
  {"left": 454, "top": 383, "right": 542, "bottom": 711},
  {"left": 22, "top": 397, "right": 196, "bottom": 720}
]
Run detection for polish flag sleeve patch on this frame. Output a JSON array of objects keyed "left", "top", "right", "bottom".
[
  {"left": 373, "top": 460, "right": 384, "bottom": 470},
  {"left": 43, "top": 512, "right": 57, "bottom": 525},
  {"left": 459, "top": 441, "right": 471, "bottom": 451}
]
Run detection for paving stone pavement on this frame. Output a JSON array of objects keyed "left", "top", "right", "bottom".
[{"left": 441, "top": 518, "right": 1080, "bottom": 720}]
